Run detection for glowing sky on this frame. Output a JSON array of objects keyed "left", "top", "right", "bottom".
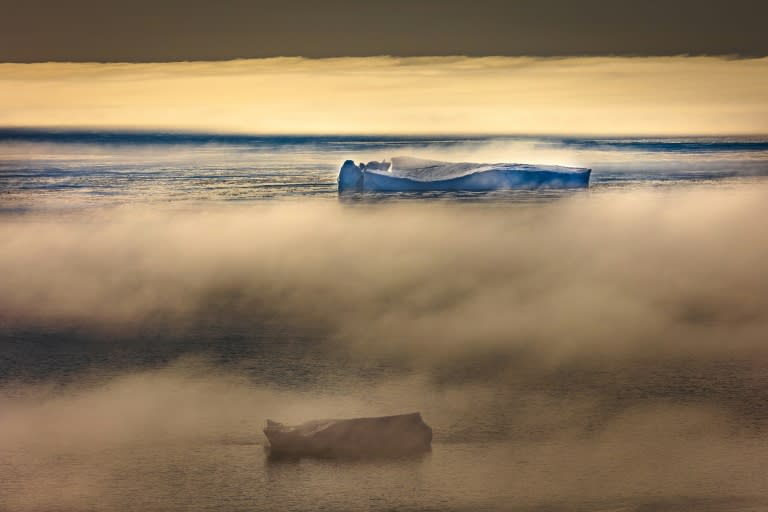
[{"left": 2, "top": 57, "right": 767, "bottom": 135}]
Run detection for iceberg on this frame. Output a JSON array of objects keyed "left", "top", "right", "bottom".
[
  {"left": 263, "top": 412, "right": 432, "bottom": 459},
  {"left": 338, "top": 156, "right": 591, "bottom": 192}
]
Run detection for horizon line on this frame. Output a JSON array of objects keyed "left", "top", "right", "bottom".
[{"left": 3, "top": 126, "right": 768, "bottom": 140}]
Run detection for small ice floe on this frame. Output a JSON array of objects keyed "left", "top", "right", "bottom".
[
  {"left": 263, "top": 412, "right": 432, "bottom": 459},
  {"left": 338, "top": 156, "right": 591, "bottom": 192}
]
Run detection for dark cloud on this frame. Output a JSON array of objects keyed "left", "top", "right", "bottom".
[{"left": 2, "top": 0, "right": 767, "bottom": 62}]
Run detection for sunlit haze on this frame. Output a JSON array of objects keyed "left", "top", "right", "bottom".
[{"left": 2, "top": 57, "right": 768, "bottom": 135}]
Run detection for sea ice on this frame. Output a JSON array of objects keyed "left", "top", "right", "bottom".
[{"left": 263, "top": 412, "right": 432, "bottom": 459}]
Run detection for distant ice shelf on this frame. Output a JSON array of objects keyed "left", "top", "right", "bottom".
[{"left": 338, "top": 156, "right": 591, "bottom": 192}]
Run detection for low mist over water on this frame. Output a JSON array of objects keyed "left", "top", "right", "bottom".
[{"left": 2, "top": 133, "right": 768, "bottom": 511}]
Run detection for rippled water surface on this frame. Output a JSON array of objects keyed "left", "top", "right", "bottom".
[{"left": 2, "top": 129, "right": 767, "bottom": 209}]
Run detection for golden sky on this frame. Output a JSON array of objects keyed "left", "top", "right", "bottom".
[{"left": 2, "top": 57, "right": 767, "bottom": 135}]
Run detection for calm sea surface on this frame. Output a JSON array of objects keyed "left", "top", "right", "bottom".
[{"left": 2, "top": 129, "right": 768, "bottom": 511}]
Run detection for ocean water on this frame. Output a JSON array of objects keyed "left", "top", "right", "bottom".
[
  {"left": 2, "top": 129, "right": 768, "bottom": 512},
  {"left": 2, "top": 129, "right": 768, "bottom": 209}
]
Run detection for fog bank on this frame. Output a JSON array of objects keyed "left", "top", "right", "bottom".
[
  {"left": 2, "top": 187, "right": 767, "bottom": 366},
  {"left": 2, "top": 186, "right": 768, "bottom": 510}
]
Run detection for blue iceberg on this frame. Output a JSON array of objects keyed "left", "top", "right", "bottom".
[{"left": 338, "top": 156, "right": 591, "bottom": 192}]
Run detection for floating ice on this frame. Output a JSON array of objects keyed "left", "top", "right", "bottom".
[
  {"left": 263, "top": 413, "right": 432, "bottom": 459},
  {"left": 338, "top": 156, "right": 591, "bottom": 192}
]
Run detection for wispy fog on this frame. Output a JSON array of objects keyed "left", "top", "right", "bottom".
[
  {"left": 4, "top": 361, "right": 768, "bottom": 511},
  {"left": 2, "top": 186, "right": 768, "bottom": 510}
]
